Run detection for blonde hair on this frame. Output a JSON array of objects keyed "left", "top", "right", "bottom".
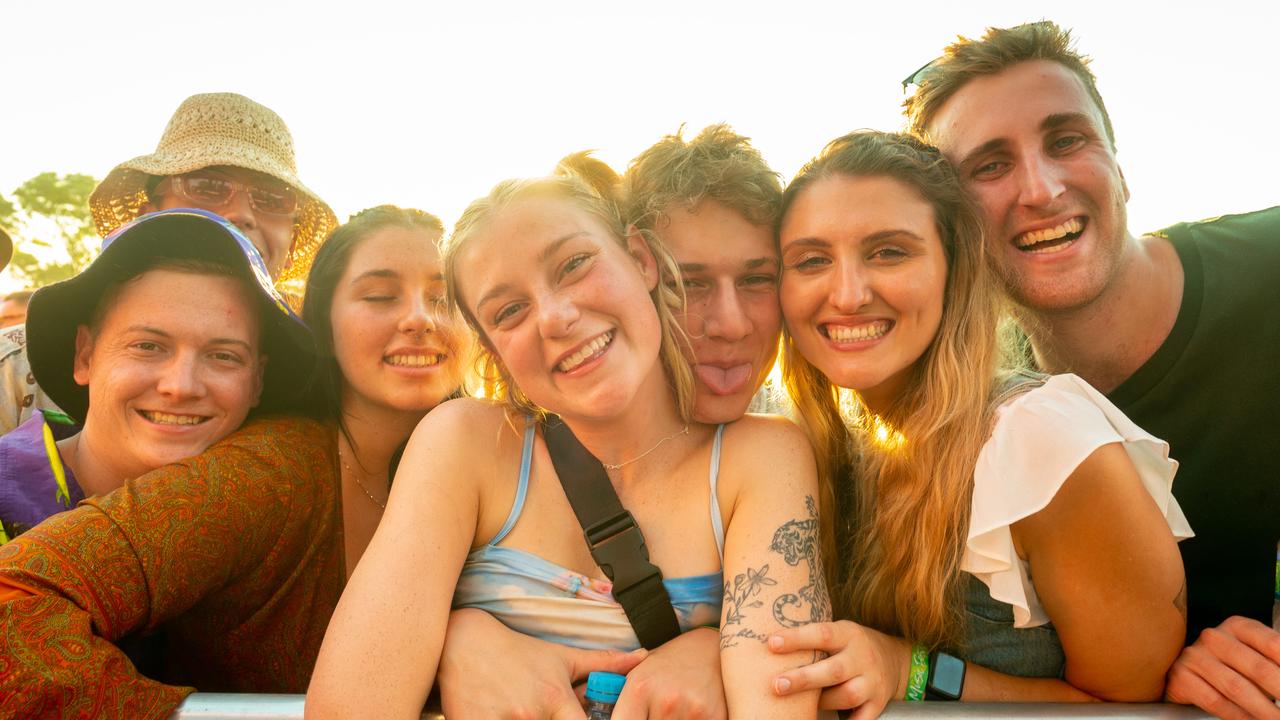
[
  {"left": 780, "top": 131, "right": 1008, "bottom": 649},
  {"left": 903, "top": 20, "right": 1117, "bottom": 152},
  {"left": 442, "top": 153, "right": 697, "bottom": 422}
]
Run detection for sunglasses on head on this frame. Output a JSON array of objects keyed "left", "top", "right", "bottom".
[
  {"left": 901, "top": 58, "right": 940, "bottom": 93},
  {"left": 156, "top": 170, "right": 299, "bottom": 216},
  {"left": 902, "top": 21, "right": 1061, "bottom": 93}
]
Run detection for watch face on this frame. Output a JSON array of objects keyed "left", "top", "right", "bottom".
[{"left": 929, "top": 652, "right": 966, "bottom": 700}]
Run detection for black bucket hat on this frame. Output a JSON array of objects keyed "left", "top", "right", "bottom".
[{"left": 26, "top": 207, "right": 317, "bottom": 422}]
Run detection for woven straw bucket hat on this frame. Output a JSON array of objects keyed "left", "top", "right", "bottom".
[{"left": 88, "top": 93, "right": 337, "bottom": 303}]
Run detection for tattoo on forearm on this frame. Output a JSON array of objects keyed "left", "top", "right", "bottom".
[
  {"left": 721, "top": 564, "right": 776, "bottom": 648},
  {"left": 1174, "top": 581, "right": 1187, "bottom": 620},
  {"left": 720, "top": 495, "right": 832, "bottom": 650},
  {"left": 770, "top": 496, "right": 830, "bottom": 627}
]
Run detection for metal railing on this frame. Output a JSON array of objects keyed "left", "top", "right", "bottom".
[{"left": 171, "top": 694, "right": 1213, "bottom": 719}]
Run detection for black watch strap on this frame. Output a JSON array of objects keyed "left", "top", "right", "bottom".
[{"left": 924, "top": 651, "right": 966, "bottom": 701}]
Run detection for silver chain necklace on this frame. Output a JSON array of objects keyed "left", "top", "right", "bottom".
[
  {"left": 602, "top": 424, "right": 690, "bottom": 471},
  {"left": 337, "top": 440, "right": 387, "bottom": 510}
]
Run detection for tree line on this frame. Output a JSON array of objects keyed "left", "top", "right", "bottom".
[{"left": 0, "top": 172, "right": 99, "bottom": 288}]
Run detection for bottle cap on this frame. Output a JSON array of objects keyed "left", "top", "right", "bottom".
[{"left": 585, "top": 671, "right": 627, "bottom": 704}]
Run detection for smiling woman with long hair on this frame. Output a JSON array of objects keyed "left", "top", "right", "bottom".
[
  {"left": 764, "top": 131, "right": 1191, "bottom": 716},
  {"left": 307, "top": 159, "right": 827, "bottom": 720}
]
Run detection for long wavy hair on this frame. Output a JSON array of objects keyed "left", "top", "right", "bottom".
[
  {"left": 779, "top": 131, "right": 1008, "bottom": 649},
  {"left": 442, "top": 153, "right": 697, "bottom": 423}
]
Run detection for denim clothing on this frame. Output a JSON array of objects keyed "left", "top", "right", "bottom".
[{"left": 961, "top": 573, "right": 1065, "bottom": 678}]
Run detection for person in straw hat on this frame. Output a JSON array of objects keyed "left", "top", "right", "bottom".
[
  {"left": 89, "top": 92, "right": 337, "bottom": 295},
  {"left": 0, "top": 93, "right": 336, "bottom": 433}
]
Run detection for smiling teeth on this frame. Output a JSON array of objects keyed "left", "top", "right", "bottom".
[
  {"left": 827, "top": 321, "right": 890, "bottom": 343},
  {"left": 1015, "top": 217, "right": 1083, "bottom": 248},
  {"left": 385, "top": 354, "right": 443, "bottom": 367},
  {"left": 142, "top": 411, "right": 207, "bottom": 426},
  {"left": 558, "top": 331, "right": 613, "bottom": 372}
]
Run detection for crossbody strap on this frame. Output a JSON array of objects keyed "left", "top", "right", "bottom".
[{"left": 540, "top": 416, "right": 682, "bottom": 649}]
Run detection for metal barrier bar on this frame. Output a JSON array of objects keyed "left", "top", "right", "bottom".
[{"left": 171, "top": 694, "right": 1213, "bottom": 719}]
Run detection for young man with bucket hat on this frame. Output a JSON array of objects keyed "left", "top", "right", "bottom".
[
  {"left": 0, "top": 93, "right": 336, "bottom": 435},
  {"left": 0, "top": 207, "right": 362, "bottom": 717},
  {"left": 0, "top": 208, "right": 316, "bottom": 542}
]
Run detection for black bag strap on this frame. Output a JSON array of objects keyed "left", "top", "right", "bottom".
[{"left": 540, "top": 416, "right": 682, "bottom": 649}]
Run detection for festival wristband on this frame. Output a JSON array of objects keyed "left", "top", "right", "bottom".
[{"left": 905, "top": 643, "right": 929, "bottom": 701}]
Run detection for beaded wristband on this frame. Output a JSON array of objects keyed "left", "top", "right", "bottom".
[{"left": 905, "top": 643, "right": 929, "bottom": 701}]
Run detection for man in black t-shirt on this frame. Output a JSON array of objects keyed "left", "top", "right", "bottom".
[{"left": 905, "top": 21, "right": 1279, "bottom": 719}]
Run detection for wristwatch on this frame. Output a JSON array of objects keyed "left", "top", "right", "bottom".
[{"left": 924, "top": 651, "right": 966, "bottom": 701}]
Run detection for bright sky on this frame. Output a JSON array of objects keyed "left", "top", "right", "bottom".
[{"left": 2, "top": 1, "right": 1276, "bottom": 291}]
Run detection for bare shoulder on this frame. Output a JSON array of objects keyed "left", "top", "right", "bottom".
[
  {"left": 721, "top": 414, "right": 814, "bottom": 463},
  {"left": 717, "top": 415, "right": 817, "bottom": 495},
  {"left": 400, "top": 398, "right": 529, "bottom": 484},
  {"left": 408, "top": 397, "right": 516, "bottom": 447}
]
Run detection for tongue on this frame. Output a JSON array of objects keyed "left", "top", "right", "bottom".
[{"left": 695, "top": 364, "right": 752, "bottom": 395}]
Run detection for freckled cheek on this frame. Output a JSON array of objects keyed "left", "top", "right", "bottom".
[
  {"left": 333, "top": 310, "right": 389, "bottom": 366},
  {"left": 490, "top": 335, "right": 540, "bottom": 382}
]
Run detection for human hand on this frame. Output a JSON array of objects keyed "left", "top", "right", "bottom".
[
  {"left": 610, "top": 627, "right": 726, "bottom": 720},
  {"left": 1165, "top": 615, "right": 1280, "bottom": 720},
  {"left": 438, "top": 608, "right": 646, "bottom": 720},
  {"left": 766, "top": 620, "right": 911, "bottom": 720}
]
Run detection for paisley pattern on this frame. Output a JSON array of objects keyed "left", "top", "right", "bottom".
[{"left": 0, "top": 416, "right": 344, "bottom": 720}]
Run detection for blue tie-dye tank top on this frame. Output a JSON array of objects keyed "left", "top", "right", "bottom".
[{"left": 452, "top": 421, "right": 725, "bottom": 651}]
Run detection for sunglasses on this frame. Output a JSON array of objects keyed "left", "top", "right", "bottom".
[
  {"left": 903, "top": 22, "right": 1061, "bottom": 93},
  {"left": 157, "top": 171, "right": 299, "bottom": 216},
  {"left": 901, "top": 58, "right": 940, "bottom": 93}
]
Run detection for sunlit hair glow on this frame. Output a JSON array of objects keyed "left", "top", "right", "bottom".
[
  {"left": 903, "top": 20, "right": 1117, "bottom": 152},
  {"left": 779, "top": 131, "right": 1008, "bottom": 649},
  {"left": 623, "top": 123, "right": 782, "bottom": 235},
  {"left": 443, "top": 154, "right": 697, "bottom": 422}
]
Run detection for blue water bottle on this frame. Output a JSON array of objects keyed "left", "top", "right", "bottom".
[{"left": 585, "top": 671, "right": 626, "bottom": 719}]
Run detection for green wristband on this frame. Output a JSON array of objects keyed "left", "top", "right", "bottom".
[{"left": 905, "top": 643, "right": 929, "bottom": 701}]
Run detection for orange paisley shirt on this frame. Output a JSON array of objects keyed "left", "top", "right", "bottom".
[{"left": 0, "top": 416, "right": 344, "bottom": 719}]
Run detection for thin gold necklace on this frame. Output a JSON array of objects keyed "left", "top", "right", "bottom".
[
  {"left": 602, "top": 424, "right": 690, "bottom": 471},
  {"left": 337, "top": 440, "right": 387, "bottom": 510}
]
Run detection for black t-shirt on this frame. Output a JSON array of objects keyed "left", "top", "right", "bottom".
[{"left": 1108, "top": 207, "right": 1280, "bottom": 641}]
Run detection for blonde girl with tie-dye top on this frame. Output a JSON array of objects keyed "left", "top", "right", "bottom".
[{"left": 308, "top": 157, "right": 829, "bottom": 720}]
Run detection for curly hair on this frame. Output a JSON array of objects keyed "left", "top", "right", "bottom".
[{"left": 623, "top": 124, "right": 781, "bottom": 235}]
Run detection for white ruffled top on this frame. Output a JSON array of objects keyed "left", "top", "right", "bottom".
[{"left": 962, "top": 373, "right": 1194, "bottom": 629}]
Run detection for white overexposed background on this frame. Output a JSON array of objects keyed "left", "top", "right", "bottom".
[{"left": 1, "top": 0, "right": 1276, "bottom": 291}]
